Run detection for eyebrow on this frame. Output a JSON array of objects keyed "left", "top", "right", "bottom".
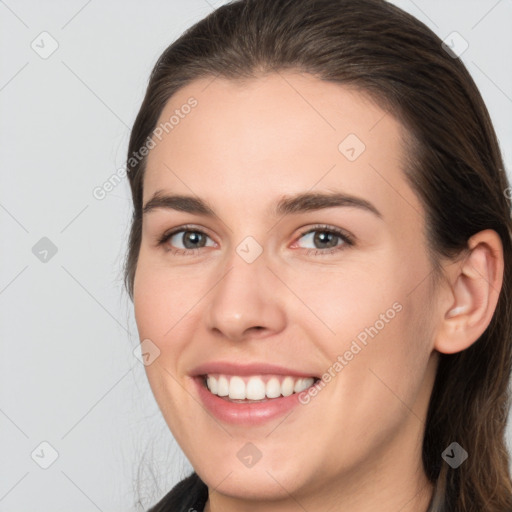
[{"left": 142, "top": 190, "right": 383, "bottom": 219}]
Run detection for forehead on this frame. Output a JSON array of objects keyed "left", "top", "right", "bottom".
[{"left": 143, "top": 72, "right": 421, "bottom": 223}]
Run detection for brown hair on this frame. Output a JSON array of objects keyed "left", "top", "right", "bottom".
[{"left": 124, "top": 1, "right": 512, "bottom": 510}]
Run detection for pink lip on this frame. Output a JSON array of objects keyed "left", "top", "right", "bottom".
[
  {"left": 189, "top": 361, "right": 318, "bottom": 378},
  {"left": 189, "top": 361, "right": 318, "bottom": 426},
  {"left": 192, "top": 376, "right": 307, "bottom": 426}
]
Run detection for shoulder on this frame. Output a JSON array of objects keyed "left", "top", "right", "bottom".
[{"left": 146, "top": 471, "right": 209, "bottom": 512}]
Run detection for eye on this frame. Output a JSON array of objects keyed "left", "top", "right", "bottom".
[
  {"left": 294, "top": 225, "right": 354, "bottom": 254},
  {"left": 158, "top": 225, "right": 215, "bottom": 253},
  {"left": 157, "top": 223, "right": 354, "bottom": 256}
]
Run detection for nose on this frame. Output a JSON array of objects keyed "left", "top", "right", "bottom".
[{"left": 204, "top": 249, "right": 287, "bottom": 342}]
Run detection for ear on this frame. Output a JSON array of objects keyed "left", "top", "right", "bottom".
[{"left": 434, "top": 229, "right": 504, "bottom": 354}]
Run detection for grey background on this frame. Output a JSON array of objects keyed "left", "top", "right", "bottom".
[{"left": 1, "top": 1, "right": 511, "bottom": 511}]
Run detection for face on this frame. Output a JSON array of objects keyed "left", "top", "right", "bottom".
[{"left": 133, "top": 72, "right": 439, "bottom": 506}]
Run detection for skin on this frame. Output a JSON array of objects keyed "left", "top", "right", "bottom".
[{"left": 133, "top": 72, "right": 504, "bottom": 511}]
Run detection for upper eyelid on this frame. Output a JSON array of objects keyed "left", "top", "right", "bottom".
[
  {"left": 158, "top": 224, "right": 216, "bottom": 247},
  {"left": 297, "top": 224, "right": 352, "bottom": 238},
  {"left": 160, "top": 224, "right": 353, "bottom": 246}
]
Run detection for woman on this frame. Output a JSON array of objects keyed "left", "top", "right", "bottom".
[{"left": 124, "top": 0, "right": 512, "bottom": 510}]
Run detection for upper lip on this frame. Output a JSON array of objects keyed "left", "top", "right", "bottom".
[{"left": 189, "top": 361, "right": 319, "bottom": 378}]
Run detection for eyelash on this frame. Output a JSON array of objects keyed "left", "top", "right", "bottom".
[
  {"left": 295, "top": 224, "right": 355, "bottom": 256},
  {"left": 157, "top": 224, "right": 355, "bottom": 257}
]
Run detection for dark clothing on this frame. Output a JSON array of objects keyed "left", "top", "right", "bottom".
[{"left": 147, "top": 472, "right": 208, "bottom": 512}]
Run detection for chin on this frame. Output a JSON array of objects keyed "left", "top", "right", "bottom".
[{"left": 199, "top": 465, "right": 306, "bottom": 501}]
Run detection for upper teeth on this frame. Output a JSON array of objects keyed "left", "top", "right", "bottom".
[{"left": 205, "top": 374, "right": 315, "bottom": 400}]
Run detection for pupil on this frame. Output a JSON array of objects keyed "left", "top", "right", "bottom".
[
  {"left": 184, "top": 232, "right": 204, "bottom": 249},
  {"left": 315, "top": 231, "right": 336, "bottom": 248}
]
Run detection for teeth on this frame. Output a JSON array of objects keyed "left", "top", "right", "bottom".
[
  {"left": 206, "top": 375, "right": 218, "bottom": 395},
  {"left": 266, "top": 377, "right": 281, "bottom": 398},
  {"left": 229, "top": 376, "right": 245, "bottom": 399},
  {"left": 205, "top": 374, "right": 315, "bottom": 400},
  {"left": 246, "top": 377, "right": 266, "bottom": 400},
  {"left": 217, "top": 376, "right": 229, "bottom": 397},
  {"left": 281, "top": 376, "right": 295, "bottom": 397}
]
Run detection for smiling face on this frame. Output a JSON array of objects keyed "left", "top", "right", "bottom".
[{"left": 133, "top": 72, "right": 439, "bottom": 509}]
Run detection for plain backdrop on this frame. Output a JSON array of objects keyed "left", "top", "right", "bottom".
[{"left": 1, "top": 1, "right": 511, "bottom": 511}]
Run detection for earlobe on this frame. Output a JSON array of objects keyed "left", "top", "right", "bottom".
[{"left": 434, "top": 229, "right": 504, "bottom": 355}]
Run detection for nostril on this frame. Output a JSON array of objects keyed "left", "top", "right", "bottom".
[{"left": 247, "top": 326, "right": 265, "bottom": 335}]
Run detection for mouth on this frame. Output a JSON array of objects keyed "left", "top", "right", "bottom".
[
  {"left": 200, "top": 373, "right": 321, "bottom": 403},
  {"left": 190, "top": 361, "right": 323, "bottom": 424}
]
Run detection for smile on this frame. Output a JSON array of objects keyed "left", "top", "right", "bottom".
[
  {"left": 204, "top": 374, "right": 318, "bottom": 401},
  {"left": 190, "top": 361, "right": 321, "bottom": 425}
]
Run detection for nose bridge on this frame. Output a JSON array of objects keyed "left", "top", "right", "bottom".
[{"left": 204, "top": 241, "right": 286, "bottom": 340}]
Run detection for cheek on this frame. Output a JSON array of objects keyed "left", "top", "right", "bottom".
[
  {"left": 133, "top": 251, "right": 198, "bottom": 339},
  {"left": 133, "top": 262, "right": 186, "bottom": 389},
  {"left": 132, "top": 254, "right": 216, "bottom": 392},
  {"left": 335, "top": 272, "right": 435, "bottom": 426},
  {"left": 132, "top": 262, "right": 200, "bottom": 434},
  {"left": 279, "top": 257, "right": 397, "bottom": 347},
  {"left": 294, "top": 253, "right": 434, "bottom": 403}
]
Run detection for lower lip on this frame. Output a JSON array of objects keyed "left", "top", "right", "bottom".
[{"left": 193, "top": 376, "right": 307, "bottom": 426}]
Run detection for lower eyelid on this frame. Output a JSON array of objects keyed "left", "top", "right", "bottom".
[
  {"left": 159, "top": 227, "right": 353, "bottom": 253},
  {"left": 294, "top": 228, "right": 353, "bottom": 248},
  {"left": 166, "top": 230, "right": 215, "bottom": 248}
]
